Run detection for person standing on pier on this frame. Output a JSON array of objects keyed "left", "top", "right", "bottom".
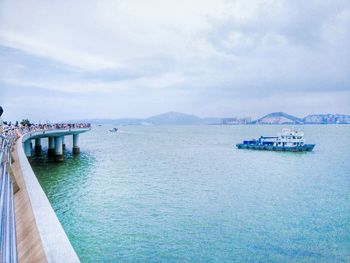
[{"left": 0, "top": 106, "right": 3, "bottom": 133}]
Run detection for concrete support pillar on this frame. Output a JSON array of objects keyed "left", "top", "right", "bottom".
[
  {"left": 35, "top": 138, "right": 42, "bottom": 154},
  {"left": 48, "top": 137, "right": 55, "bottom": 156},
  {"left": 54, "top": 136, "right": 64, "bottom": 161},
  {"left": 24, "top": 141, "right": 32, "bottom": 158},
  {"left": 62, "top": 136, "right": 66, "bottom": 150},
  {"left": 73, "top": 134, "right": 80, "bottom": 154}
]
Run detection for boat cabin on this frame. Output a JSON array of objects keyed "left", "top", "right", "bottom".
[{"left": 275, "top": 128, "right": 305, "bottom": 147}]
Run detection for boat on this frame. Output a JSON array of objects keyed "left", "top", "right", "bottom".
[
  {"left": 109, "top": 128, "right": 118, "bottom": 132},
  {"left": 236, "top": 128, "right": 315, "bottom": 152}
]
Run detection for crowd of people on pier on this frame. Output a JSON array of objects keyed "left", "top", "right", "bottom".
[
  {"left": 0, "top": 106, "right": 90, "bottom": 140},
  {"left": 3, "top": 122, "right": 90, "bottom": 133},
  {"left": 1, "top": 125, "right": 91, "bottom": 145},
  {"left": 23, "top": 123, "right": 91, "bottom": 131}
]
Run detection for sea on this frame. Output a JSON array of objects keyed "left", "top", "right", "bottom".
[{"left": 30, "top": 125, "right": 350, "bottom": 262}]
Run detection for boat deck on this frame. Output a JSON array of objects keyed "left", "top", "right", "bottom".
[{"left": 236, "top": 144, "right": 315, "bottom": 152}]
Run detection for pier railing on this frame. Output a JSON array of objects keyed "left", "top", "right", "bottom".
[
  {"left": 0, "top": 123, "right": 90, "bottom": 262},
  {"left": 16, "top": 123, "right": 91, "bottom": 134},
  {"left": 0, "top": 129, "right": 18, "bottom": 263}
]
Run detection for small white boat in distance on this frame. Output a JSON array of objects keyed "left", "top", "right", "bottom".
[{"left": 109, "top": 128, "right": 118, "bottom": 132}]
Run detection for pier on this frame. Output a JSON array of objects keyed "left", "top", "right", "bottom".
[
  {"left": 23, "top": 126, "right": 90, "bottom": 161},
  {"left": 1, "top": 124, "right": 90, "bottom": 262}
]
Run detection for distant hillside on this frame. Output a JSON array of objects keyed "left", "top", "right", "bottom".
[
  {"left": 145, "top": 112, "right": 202, "bottom": 125},
  {"left": 70, "top": 112, "right": 221, "bottom": 125},
  {"left": 253, "top": 112, "right": 303, "bottom": 124}
]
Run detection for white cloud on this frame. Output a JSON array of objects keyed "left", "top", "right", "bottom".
[
  {"left": 0, "top": 0, "right": 228, "bottom": 70},
  {"left": 0, "top": 0, "right": 349, "bottom": 119},
  {"left": 0, "top": 31, "right": 119, "bottom": 71},
  {"left": 1, "top": 72, "right": 186, "bottom": 93}
]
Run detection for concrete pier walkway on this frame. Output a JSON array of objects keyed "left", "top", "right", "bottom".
[
  {"left": 12, "top": 143, "right": 47, "bottom": 262},
  {"left": 1, "top": 124, "right": 90, "bottom": 262}
]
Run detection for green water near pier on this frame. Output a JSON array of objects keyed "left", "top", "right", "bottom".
[{"left": 30, "top": 125, "right": 350, "bottom": 262}]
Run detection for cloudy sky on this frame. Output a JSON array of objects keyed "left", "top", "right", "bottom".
[{"left": 0, "top": 0, "right": 349, "bottom": 122}]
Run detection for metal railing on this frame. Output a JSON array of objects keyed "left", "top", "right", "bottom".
[
  {"left": 0, "top": 124, "right": 90, "bottom": 262},
  {"left": 0, "top": 130, "right": 18, "bottom": 263}
]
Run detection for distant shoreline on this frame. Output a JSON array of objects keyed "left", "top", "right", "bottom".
[{"left": 66, "top": 111, "right": 350, "bottom": 126}]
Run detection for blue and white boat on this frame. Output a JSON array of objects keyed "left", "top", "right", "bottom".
[{"left": 236, "top": 128, "right": 315, "bottom": 152}]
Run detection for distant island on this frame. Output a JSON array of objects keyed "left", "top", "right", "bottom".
[{"left": 71, "top": 111, "right": 350, "bottom": 125}]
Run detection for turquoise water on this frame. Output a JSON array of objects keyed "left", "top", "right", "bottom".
[{"left": 31, "top": 125, "right": 350, "bottom": 262}]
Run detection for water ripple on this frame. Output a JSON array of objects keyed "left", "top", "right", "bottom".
[{"left": 31, "top": 125, "right": 350, "bottom": 262}]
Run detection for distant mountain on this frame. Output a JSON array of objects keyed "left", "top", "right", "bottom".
[
  {"left": 146, "top": 112, "right": 202, "bottom": 125},
  {"left": 253, "top": 112, "right": 303, "bottom": 124},
  {"left": 70, "top": 112, "right": 221, "bottom": 126}
]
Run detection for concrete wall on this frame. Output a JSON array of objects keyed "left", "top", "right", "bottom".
[{"left": 18, "top": 133, "right": 80, "bottom": 263}]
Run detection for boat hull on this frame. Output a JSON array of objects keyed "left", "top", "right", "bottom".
[{"left": 236, "top": 144, "right": 315, "bottom": 152}]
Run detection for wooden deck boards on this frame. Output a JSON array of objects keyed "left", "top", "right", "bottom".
[{"left": 12, "top": 142, "right": 47, "bottom": 263}]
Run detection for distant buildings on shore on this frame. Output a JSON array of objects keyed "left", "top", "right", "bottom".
[
  {"left": 221, "top": 112, "right": 350, "bottom": 125},
  {"left": 221, "top": 117, "right": 252, "bottom": 125},
  {"left": 303, "top": 114, "right": 350, "bottom": 124}
]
